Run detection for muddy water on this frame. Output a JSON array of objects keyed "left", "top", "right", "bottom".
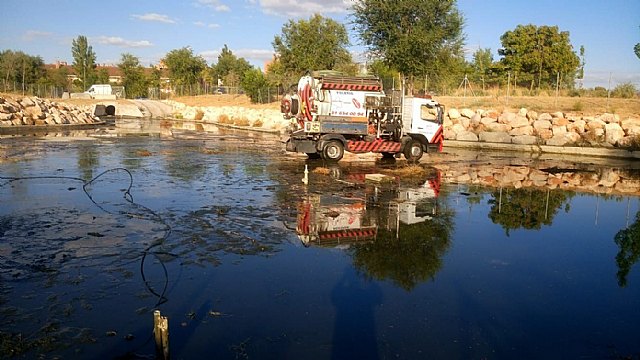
[{"left": 1, "top": 122, "right": 640, "bottom": 359}]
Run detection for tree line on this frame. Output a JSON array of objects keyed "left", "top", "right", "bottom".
[{"left": 1, "top": 0, "right": 638, "bottom": 101}]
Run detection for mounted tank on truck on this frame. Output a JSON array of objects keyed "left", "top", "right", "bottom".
[{"left": 280, "top": 71, "right": 445, "bottom": 161}]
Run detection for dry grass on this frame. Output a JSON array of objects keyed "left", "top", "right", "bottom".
[
  {"left": 234, "top": 117, "right": 250, "bottom": 126},
  {"left": 194, "top": 109, "right": 204, "bottom": 120},
  {"left": 312, "top": 167, "right": 331, "bottom": 175},
  {"left": 135, "top": 150, "right": 153, "bottom": 157},
  {"left": 200, "top": 148, "right": 220, "bottom": 155},
  {"left": 172, "top": 94, "right": 277, "bottom": 109},
  {"left": 252, "top": 119, "right": 264, "bottom": 127},
  {"left": 436, "top": 95, "right": 640, "bottom": 118},
  {"left": 217, "top": 114, "right": 232, "bottom": 124}
]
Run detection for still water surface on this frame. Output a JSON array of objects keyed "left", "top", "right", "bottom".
[{"left": 1, "top": 125, "right": 639, "bottom": 359}]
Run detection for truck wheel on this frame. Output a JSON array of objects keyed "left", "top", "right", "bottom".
[
  {"left": 322, "top": 140, "right": 344, "bottom": 161},
  {"left": 404, "top": 140, "right": 424, "bottom": 162}
]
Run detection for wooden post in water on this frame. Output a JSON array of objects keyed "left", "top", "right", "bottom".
[{"left": 154, "top": 310, "right": 170, "bottom": 360}]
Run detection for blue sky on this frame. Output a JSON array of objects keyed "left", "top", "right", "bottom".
[{"left": 1, "top": 0, "right": 638, "bottom": 88}]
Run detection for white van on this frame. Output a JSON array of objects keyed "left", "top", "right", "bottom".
[{"left": 86, "top": 84, "right": 113, "bottom": 98}]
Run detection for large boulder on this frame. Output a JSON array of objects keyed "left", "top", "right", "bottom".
[
  {"left": 498, "top": 111, "right": 516, "bottom": 124},
  {"left": 538, "top": 113, "right": 553, "bottom": 121},
  {"left": 448, "top": 108, "right": 461, "bottom": 120},
  {"left": 512, "top": 135, "right": 538, "bottom": 145},
  {"left": 456, "top": 131, "right": 479, "bottom": 142},
  {"left": 546, "top": 134, "right": 573, "bottom": 146},
  {"left": 487, "top": 122, "right": 510, "bottom": 133},
  {"left": 510, "top": 115, "right": 530, "bottom": 128},
  {"left": 509, "top": 125, "right": 534, "bottom": 136},
  {"left": 460, "top": 108, "right": 475, "bottom": 119},
  {"left": 605, "top": 123, "right": 625, "bottom": 145},
  {"left": 479, "top": 131, "right": 512, "bottom": 143}
]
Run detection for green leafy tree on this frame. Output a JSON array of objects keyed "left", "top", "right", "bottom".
[
  {"left": 351, "top": 0, "right": 465, "bottom": 92},
  {"left": 0, "top": 50, "right": 46, "bottom": 86},
  {"left": 614, "top": 211, "right": 640, "bottom": 287},
  {"left": 498, "top": 25, "right": 580, "bottom": 89},
  {"left": 71, "top": 35, "right": 97, "bottom": 91},
  {"left": 470, "top": 48, "right": 495, "bottom": 89},
  {"left": 211, "top": 45, "right": 252, "bottom": 89},
  {"left": 118, "top": 53, "right": 148, "bottom": 98},
  {"left": 241, "top": 68, "right": 269, "bottom": 103},
  {"left": 46, "top": 65, "right": 71, "bottom": 89},
  {"left": 96, "top": 68, "right": 110, "bottom": 84},
  {"left": 162, "top": 47, "right": 207, "bottom": 86},
  {"left": 272, "top": 14, "right": 352, "bottom": 78},
  {"left": 367, "top": 59, "right": 399, "bottom": 91}
]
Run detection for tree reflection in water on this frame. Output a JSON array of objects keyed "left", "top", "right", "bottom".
[
  {"left": 488, "top": 188, "right": 573, "bottom": 236},
  {"left": 614, "top": 211, "right": 640, "bottom": 287},
  {"left": 349, "top": 208, "right": 454, "bottom": 291}
]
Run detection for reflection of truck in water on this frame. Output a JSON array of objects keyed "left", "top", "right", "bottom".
[
  {"left": 297, "top": 171, "right": 441, "bottom": 247},
  {"left": 281, "top": 72, "right": 445, "bottom": 162}
]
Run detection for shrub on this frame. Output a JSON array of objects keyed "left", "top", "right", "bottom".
[
  {"left": 571, "top": 101, "right": 584, "bottom": 112},
  {"left": 194, "top": 109, "right": 204, "bottom": 120},
  {"left": 252, "top": 119, "right": 264, "bottom": 127},
  {"left": 612, "top": 83, "right": 638, "bottom": 99},
  {"left": 234, "top": 117, "right": 250, "bottom": 126},
  {"left": 217, "top": 114, "right": 231, "bottom": 124}
]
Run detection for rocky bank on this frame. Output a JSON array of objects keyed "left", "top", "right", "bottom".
[
  {"left": 441, "top": 107, "right": 640, "bottom": 148},
  {"left": 0, "top": 95, "right": 100, "bottom": 127}
]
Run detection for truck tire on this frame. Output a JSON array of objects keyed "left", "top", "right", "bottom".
[
  {"left": 404, "top": 140, "right": 424, "bottom": 162},
  {"left": 322, "top": 140, "right": 344, "bottom": 162}
]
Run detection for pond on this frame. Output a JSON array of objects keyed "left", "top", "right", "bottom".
[{"left": 1, "top": 123, "right": 639, "bottom": 359}]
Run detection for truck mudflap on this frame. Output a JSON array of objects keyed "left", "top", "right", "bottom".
[{"left": 346, "top": 139, "right": 402, "bottom": 153}]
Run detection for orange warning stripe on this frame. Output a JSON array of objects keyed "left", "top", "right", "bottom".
[
  {"left": 321, "top": 83, "right": 381, "bottom": 91},
  {"left": 346, "top": 140, "right": 401, "bottom": 153},
  {"left": 319, "top": 228, "right": 378, "bottom": 239}
]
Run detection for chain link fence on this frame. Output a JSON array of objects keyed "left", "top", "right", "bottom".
[{"left": 1, "top": 80, "right": 67, "bottom": 98}]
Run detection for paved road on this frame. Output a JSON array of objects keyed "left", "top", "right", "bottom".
[{"left": 128, "top": 99, "right": 174, "bottom": 119}]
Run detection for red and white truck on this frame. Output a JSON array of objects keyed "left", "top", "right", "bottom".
[{"left": 281, "top": 72, "right": 445, "bottom": 161}]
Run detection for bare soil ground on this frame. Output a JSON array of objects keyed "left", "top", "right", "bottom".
[{"left": 170, "top": 94, "right": 277, "bottom": 109}]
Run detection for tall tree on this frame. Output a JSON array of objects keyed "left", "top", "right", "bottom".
[
  {"left": 71, "top": 35, "right": 97, "bottom": 90},
  {"left": 162, "top": 47, "right": 207, "bottom": 86},
  {"left": 212, "top": 45, "right": 252, "bottom": 88},
  {"left": 272, "top": 14, "right": 352, "bottom": 78},
  {"left": 118, "top": 53, "right": 148, "bottom": 98},
  {"left": 351, "top": 0, "right": 465, "bottom": 92},
  {"left": 0, "top": 50, "right": 46, "bottom": 86},
  {"left": 498, "top": 25, "right": 580, "bottom": 89}
]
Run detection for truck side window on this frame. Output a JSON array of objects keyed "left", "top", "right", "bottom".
[{"left": 420, "top": 105, "right": 439, "bottom": 123}]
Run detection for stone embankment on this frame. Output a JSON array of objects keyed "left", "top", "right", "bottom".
[
  {"left": 0, "top": 95, "right": 100, "bottom": 127},
  {"left": 435, "top": 163, "right": 640, "bottom": 196},
  {"left": 442, "top": 107, "right": 640, "bottom": 148},
  {"left": 166, "top": 100, "right": 288, "bottom": 132}
]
